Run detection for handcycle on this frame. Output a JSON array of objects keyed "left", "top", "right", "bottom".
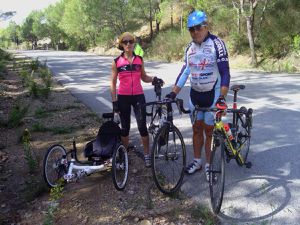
[
  {"left": 145, "top": 82, "right": 189, "bottom": 194},
  {"left": 191, "top": 84, "right": 253, "bottom": 214},
  {"left": 43, "top": 113, "right": 129, "bottom": 191}
]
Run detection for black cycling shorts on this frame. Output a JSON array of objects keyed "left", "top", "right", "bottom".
[{"left": 117, "top": 94, "right": 148, "bottom": 137}]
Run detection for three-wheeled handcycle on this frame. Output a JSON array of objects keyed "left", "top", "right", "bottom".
[{"left": 43, "top": 113, "right": 128, "bottom": 191}]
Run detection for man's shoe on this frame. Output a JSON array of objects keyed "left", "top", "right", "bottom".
[{"left": 185, "top": 160, "right": 202, "bottom": 175}]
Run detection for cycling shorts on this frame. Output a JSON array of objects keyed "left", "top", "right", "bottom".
[
  {"left": 189, "top": 88, "right": 220, "bottom": 126},
  {"left": 117, "top": 94, "right": 148, "bottom": 137}
]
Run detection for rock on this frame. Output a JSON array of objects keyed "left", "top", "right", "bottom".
[
  {"left": 139, "top": 219, "right": 151, "bottom": 225},
  {"left": 134, "top": 217, "right": 139, "bottom": 222}
]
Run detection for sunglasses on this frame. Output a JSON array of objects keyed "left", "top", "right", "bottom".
[
  {"left": 122, "top": 40, "right": 134, "bottom": 45},
  {"left": 188, "top": 24, "right": 207, "bottom": 32}
]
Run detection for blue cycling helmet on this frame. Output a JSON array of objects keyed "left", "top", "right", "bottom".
[{"left": 187, "top": 11, "right": 207, "bottom": 28}]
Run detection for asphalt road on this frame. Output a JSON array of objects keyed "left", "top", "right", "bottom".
[{"left": 12, "top": 50, "right": 300, "bottom": 225}]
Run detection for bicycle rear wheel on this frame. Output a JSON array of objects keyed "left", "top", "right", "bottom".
[
  {"left": 43, "top": 145, "right": 68, "bottom": 188},
  {"left": 209, "top": 133, "right": 225, "bottom": 214},
  {"left": 112, "top": 144, "right": 128, "bottom": 191},
  {"left": 236, "top": 108, "right": 252, "bottom": 165},
  {"left": 151, "top": 124, "right": 186, "bottom": 195}
]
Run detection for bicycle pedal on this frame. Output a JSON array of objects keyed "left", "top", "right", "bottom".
[{"left": 245, "top": 161, "right": 252, "bottom": 168}]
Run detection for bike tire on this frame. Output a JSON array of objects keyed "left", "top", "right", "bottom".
[
  {"left": 209, "top": 134, "right": 225, "bottom": 214},
  {"left": 112, "top": 144, "right": 128, "bottom": 191},
  {"left": 151, "top": 124, "right": 186, "bottom": 195},
  {"left": 236, "top": 109, "right": 252, "bottom": 165},
  {"left": 43, "top": 145, "right": 68, "bottom": 188}
]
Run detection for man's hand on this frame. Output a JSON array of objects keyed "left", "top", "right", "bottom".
[
  {"left": 152, "top": 77, "right": 164, "bottom": 86},
  {"left": 165, "top": 91, "right": 177, "bottom": 100},
  {"left": 112, "top": 101, "right": 119, "bottom": 113},
  {"left": 216, "top": 95, "right": 227, "bottom": 110}
]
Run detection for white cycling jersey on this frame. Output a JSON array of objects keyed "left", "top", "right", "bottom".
[{"left": 175, "top": 32, "right": 230, "bottom": 92}]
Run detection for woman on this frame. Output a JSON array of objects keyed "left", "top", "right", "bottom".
[{"left": 110, "top": 32, "right": 163, "bottom": 167}]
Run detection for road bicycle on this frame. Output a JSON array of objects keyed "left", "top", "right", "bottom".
[
  {"left": 191, "top": 84, "right": 253, "bottom": 214},
  {"left": 145, "top": 84, "right": 189, "bottom": 194},
  {"left": 43, "top": 113, "right": 129, "bottom": 191}
]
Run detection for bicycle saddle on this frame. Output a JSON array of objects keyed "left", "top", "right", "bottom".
[{"left": 230, "top": 84, "right": 245, "bottom": 92}]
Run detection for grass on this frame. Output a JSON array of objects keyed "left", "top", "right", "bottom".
[
  {"left": 31, "top": 122, "right": 84, "bottom": 134},
  {"left": 7, "top": 104, "right": 29, "bottom": 128}
]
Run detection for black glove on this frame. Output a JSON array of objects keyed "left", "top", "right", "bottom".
[
  {"left": 215, "top": 95, "right": 227, "bottom": 110},
  {"left": 165, "top": 91, "right": 177, "bottom": 100},
  {"left": 112, "top": 101, "right": 119, "bottom": 113},
  {"left": 152, "top": 77, "right": 164, "bottom": 86}
]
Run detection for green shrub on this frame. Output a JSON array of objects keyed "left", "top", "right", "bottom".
[
  {"left": 8, "top": 104, "right": 28, "bottom": 128},
  {"left": 32, "top": 122, "right": 47, "bottom": 132},
  {"left": 147, "top": 28, "right": 190, "bottom": 62},
  {"left": 29, "top": 58, "right": 40, "bottom": 71}
]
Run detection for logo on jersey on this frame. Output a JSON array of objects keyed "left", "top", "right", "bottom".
[{"left": 199, "top": 58, "right": 209, "bottom": 70}]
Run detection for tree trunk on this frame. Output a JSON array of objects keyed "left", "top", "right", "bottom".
[
  {"left": 170, "top": 3, "right": 173, "bottom": 27},
  {"left": 246, "top": 16, "right": 257, "bottom": 66}
]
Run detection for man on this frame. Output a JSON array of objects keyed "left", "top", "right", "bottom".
[
  {"left": 134, "top": 36, "right": 144, "bottom": 57},
  {"left": 165, "top": 10, "right": 230, "bottom": 181}
]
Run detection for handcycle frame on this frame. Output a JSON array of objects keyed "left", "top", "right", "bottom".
[{"left": 43, "top": 113, "right": 128, "bottom": 191}]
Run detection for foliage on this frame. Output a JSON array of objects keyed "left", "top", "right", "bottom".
[
  {"left": 147, "top": 28, "right": 190, "bottom": 62},
  {"left": 22, "top": 128, "right": 38, "bottom": 173},
  {"left": 7, "top": 103, "right": 28, "bottom": 128},
  {"left": 0, "top": 0, "right": 299, "bottom": 71},
  {"left": 43, "top": 179, "right": 64, "bottom": 225}
]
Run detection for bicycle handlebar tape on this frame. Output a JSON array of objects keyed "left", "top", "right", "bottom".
[
  {"left": 152, "top": 77, "right": 164, "bottom": 86},
  {"left": 165, "top": 91, "right": 176, "bottom": 100},
  {"left": 216, "top": 95, "right": 227, "bottom": 110}
]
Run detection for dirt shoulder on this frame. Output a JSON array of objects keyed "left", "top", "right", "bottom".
[{"left": 0, "top": 53, "right": 218, "bottom": 225}]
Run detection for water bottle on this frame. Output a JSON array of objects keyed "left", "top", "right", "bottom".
[{"left": 224, "top": 123, "right": 233, "bottom": 141}]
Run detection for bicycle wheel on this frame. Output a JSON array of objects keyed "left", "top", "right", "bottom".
[
  {"left": 236, "top": 108, "right": 252, "bottom": 165},
  {"left": 151, "top": 124, "right": 186, "bottom": 195},
  {"left": 112, "top": 144, "right": 128, "bottom": 191},
  {"left": 43, "top": 145, "right": 68, "bottom": 188},
  {"left": 209, "top": 133, "right": 225, "bottom": 214}
]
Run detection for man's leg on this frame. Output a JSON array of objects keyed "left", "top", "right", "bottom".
[{"left": 186, "top": 120, "right": 205, "bottom": 174}]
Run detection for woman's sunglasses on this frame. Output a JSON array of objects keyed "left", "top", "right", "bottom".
[
  {"left": 122, "top": 40, "right": 134, "bottom": 45},
  {"left": 188, "top": 24, "right": 207, "bottom": 33}
]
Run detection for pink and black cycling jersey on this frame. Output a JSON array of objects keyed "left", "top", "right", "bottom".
[
  {"left": 114, "top": 53, "right": 144, "bottom": 95},
  {"left": 175, "top": 32, "right": 230, "bottom": 92}
]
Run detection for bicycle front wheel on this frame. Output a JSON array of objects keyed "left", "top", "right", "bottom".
[
  {"left": 236, "top": 108, "right": 252, "bottom": 165},
  {"left": 151, "top": 124, "right": 186, "bottom": 195},
  {"left": 209, "top": 134, "right": 225, "bottom": 214},
  {"left": 43, "top": 145, "right": 68, "bottom": 188},
  {"left": 112, "top": 144, "right": 128, "bottom": 191}
]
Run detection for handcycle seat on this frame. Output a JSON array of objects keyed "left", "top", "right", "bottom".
[
  {"left": 84, "top": 119, "right": 121, "bottom": 159},
  {"left": 230, "top": 84, "right": 245, "bottom": 92}
]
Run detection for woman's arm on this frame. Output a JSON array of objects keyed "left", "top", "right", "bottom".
[
  {"left": 110, "top": 61, "right": 118, "bottom": 102},
  {"left": 140, "top": 61, "right": 154, "bottom": 83}
]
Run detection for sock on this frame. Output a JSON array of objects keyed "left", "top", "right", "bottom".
[{"left": 194, "top": 158, "right": 202, "bottom": 165}]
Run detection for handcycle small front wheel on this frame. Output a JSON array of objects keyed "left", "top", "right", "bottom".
[
  {"left": 43, "top": 145, "right": 68, "bottom": 188},
  {"left": 151, "top": 124, "right": 186, "bottom": 195},
  {"left": 112, "top": 144, "right": 128, "bottom": 191},
  {"left": 209, "top": 134, "right": 225, "bottom": 214}
]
